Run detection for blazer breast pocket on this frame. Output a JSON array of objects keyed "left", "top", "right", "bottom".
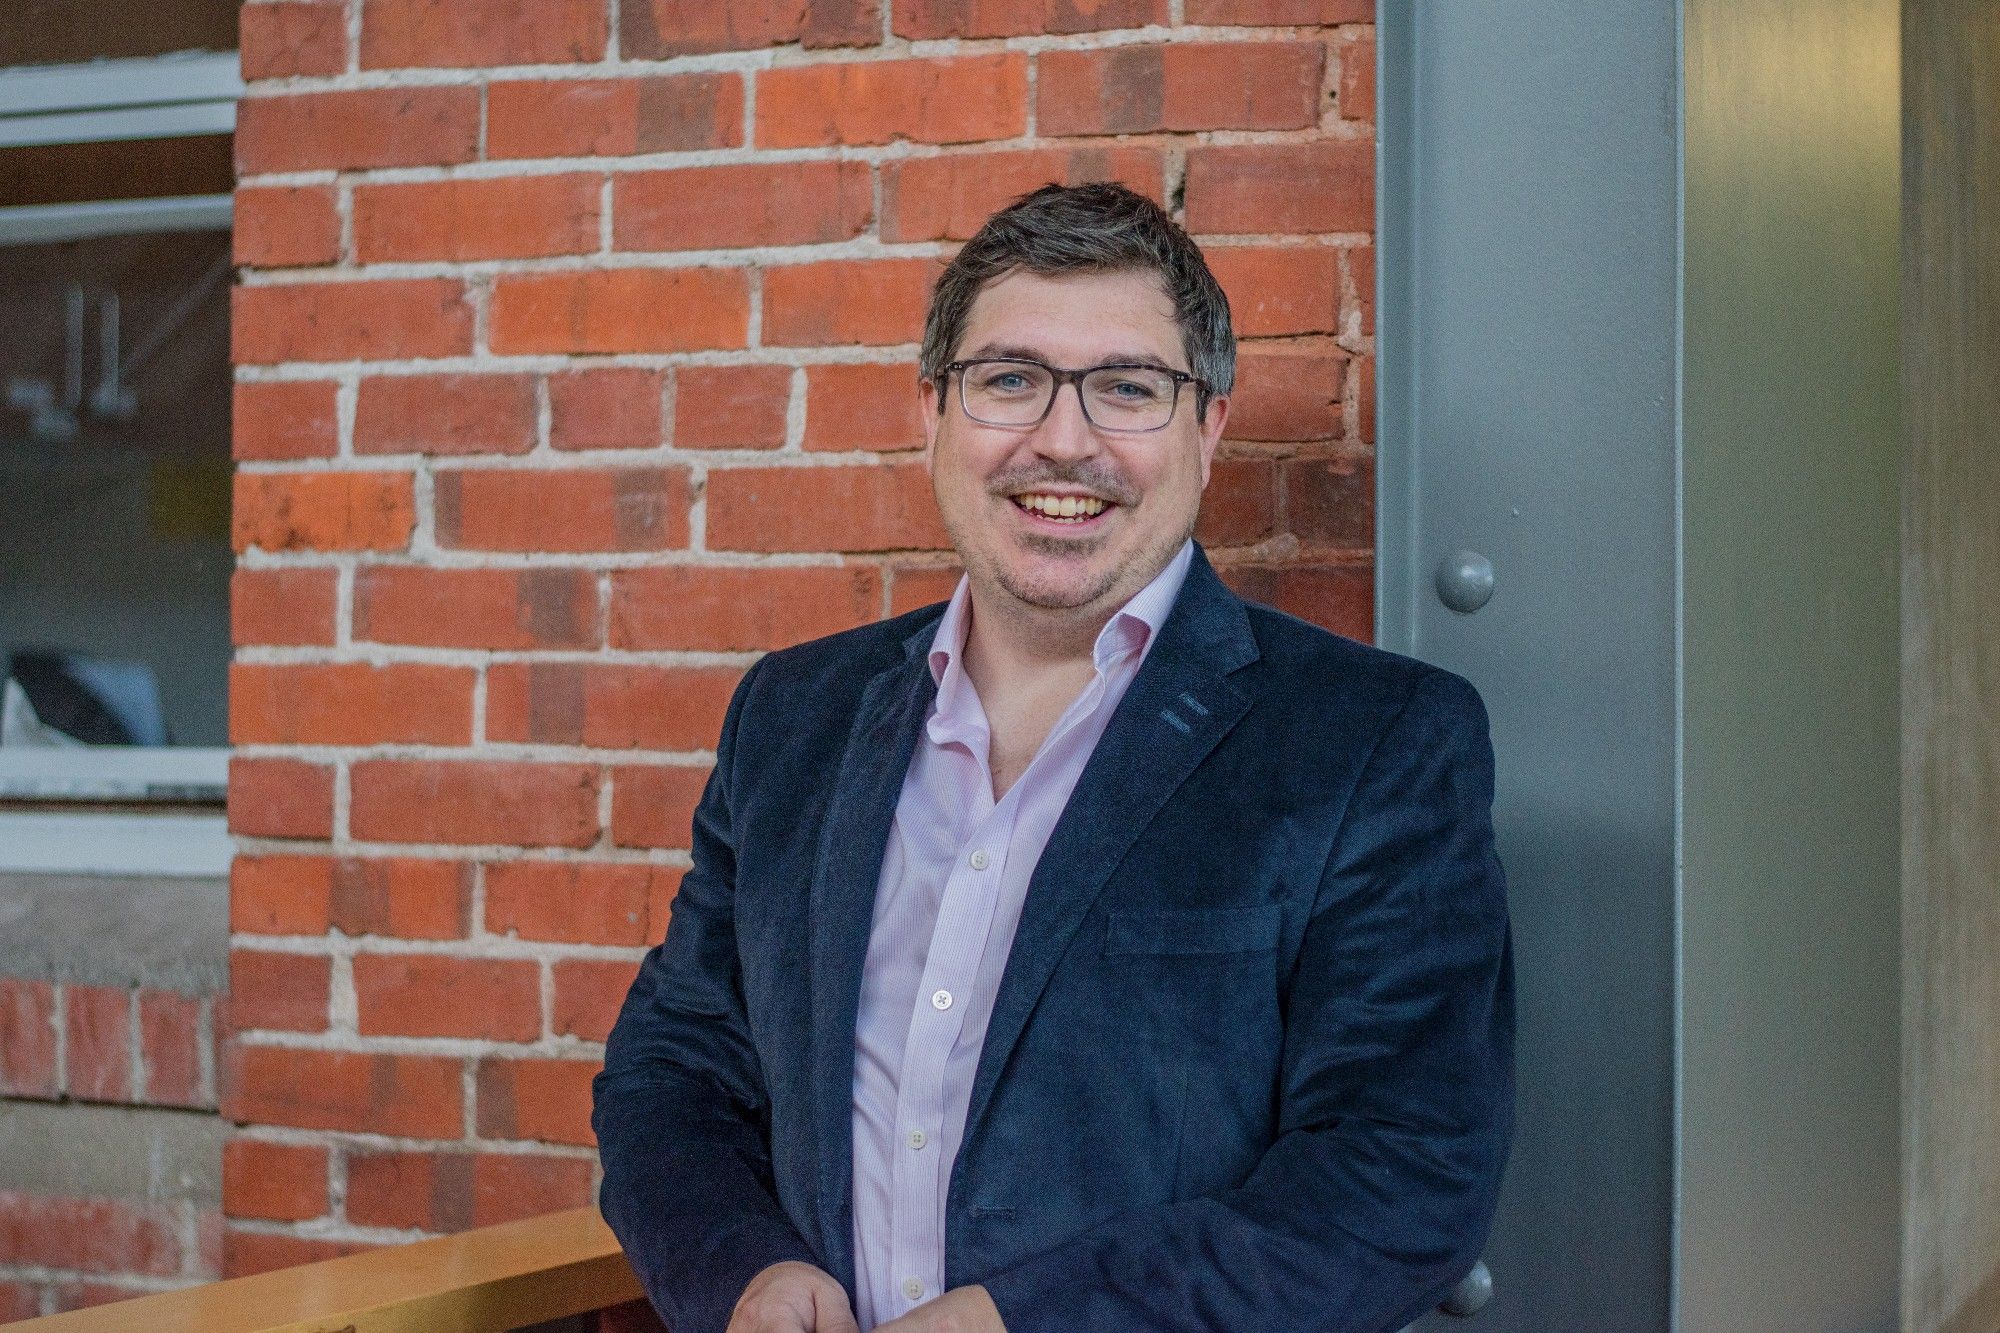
[{"left": 1102, "top": 903, "right": 1283, "bottom": 957}]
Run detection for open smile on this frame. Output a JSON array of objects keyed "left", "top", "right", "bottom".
[{"left": 1009, "top": 491, "right": 1116, "bottom": 528}]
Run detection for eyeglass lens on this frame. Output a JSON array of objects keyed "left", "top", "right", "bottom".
[{"left": 959, "top": 361, "right": 1180, "bottom": 431}]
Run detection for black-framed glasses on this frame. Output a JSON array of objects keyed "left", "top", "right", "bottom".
[{"left": 943, "top": 358, "right": 1208, "bottom": 434}]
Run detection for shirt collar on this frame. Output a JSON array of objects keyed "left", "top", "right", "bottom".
[{"left": 925, "top": 538, "right": 1195, "bottom": 692}]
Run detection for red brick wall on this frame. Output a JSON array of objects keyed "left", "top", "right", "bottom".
[
  {"left": 0, "top": 980, "right": 222, "bottom": 1316},
  {"left": 226, "top": 0, "right": 1375, "bottom": 1276}
]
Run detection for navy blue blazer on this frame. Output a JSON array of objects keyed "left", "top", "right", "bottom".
[{"left": 594, "top": 544, "right": 1514, "bottom": 1333}]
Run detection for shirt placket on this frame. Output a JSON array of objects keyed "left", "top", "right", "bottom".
[{"left": 885, "top": 765, "right": 1010, "bottom": 1312}]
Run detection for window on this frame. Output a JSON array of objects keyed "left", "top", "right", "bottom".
[{"left": 0, "top": 51, "right": 238, "bottom": 875}]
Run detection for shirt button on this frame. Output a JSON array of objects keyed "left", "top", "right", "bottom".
[
  {"left": 969, "top": 849, "right": 990, "bottom": 870},
  {"left": 903, "top": 1277, "right": 925, "bottom": 1301},
  {"left": 907, "top": 1129, "right": 927, "bottom": 1149},
  {"left": 931, "top": 989, "right": 953, "bottom": 1010}
]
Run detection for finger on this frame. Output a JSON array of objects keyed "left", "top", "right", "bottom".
[{"left": 813, "top": 1284, "right": 862, "bottom": 1333}]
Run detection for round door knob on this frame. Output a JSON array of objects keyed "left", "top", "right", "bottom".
[
  {"left": 1435, "top": 551, "right": 1495, "bottom": 614},
  {"left": 1440, "top": 1259, "right": 1494, "bottom": 1316}
]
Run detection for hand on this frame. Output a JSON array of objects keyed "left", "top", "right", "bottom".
[
  {"left": 727, "top": 1260, "right": 860, "bottom": 1333},
  {"left": 871, "top": 1284, "right": 1006, "bottom": 1333}
]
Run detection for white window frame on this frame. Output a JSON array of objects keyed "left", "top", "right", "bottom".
[{"left": 0, "top": 50, "right": 241, "bottom": 876}]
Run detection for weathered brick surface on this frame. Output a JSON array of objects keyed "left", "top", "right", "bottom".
[{"left": 228, "top": 0, "right": 1376, "bottom": 1260}]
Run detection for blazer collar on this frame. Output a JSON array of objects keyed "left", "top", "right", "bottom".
[{"left": 805, "top": 544, "right": 1259, "bottom": 1289}]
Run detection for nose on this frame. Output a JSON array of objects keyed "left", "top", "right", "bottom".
[{"left": 1029, "top": 378, "right": 1101, "bottom": 463}]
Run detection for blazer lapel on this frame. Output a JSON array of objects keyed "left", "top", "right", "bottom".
[
  {"left": 805, "top": 622, "right": 939, "bottom": 1293},
  {"left": 958, "top": 547, "right": 1261, "bottom": 1155}
]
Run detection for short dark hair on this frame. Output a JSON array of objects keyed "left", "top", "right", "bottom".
[{"left": 919, "top": 182, "right": 1235, "bottom": 416}]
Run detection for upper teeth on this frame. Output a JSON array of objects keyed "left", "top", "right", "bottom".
[{"left": 1018, "top": 494, "right": 1106, "bottom": 518}]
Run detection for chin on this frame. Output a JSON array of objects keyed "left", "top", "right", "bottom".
[{"left": 991, "top": 558, "right": 1120, "bottom": 612}]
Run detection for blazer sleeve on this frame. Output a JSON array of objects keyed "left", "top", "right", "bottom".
[
  {"left": 977, "top": 669, "right": 1516, "bottom": 1333},
  {"left": 592, "top": 653, "right": 822, "bottom": 1333}
]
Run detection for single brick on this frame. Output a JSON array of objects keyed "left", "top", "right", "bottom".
[
  {"left": 433, "top": 467, "right": 692, "bottom": 553},
  {"left": 1185, "top": 0, "right": 1371, "bottom": 19},
  {"left": 485, "top": 664, "right": 739, "bottom": 752},
  {"left": 621, "top": 0, "right": 794, "bottom": 55},
  {"left": 801, "top": 362, "right": 924, "bottom": 452},
  {"left": 614, "top": 161, "right": 872, "bottom": 252},
  {"left": 888, "top": 563, "right": 963, "bottom": 615},
  {"left": 361, "top": 0, "right": 606, "bottom": 69},
  {"left": 1184, "top": 142, "right": 1375, "bottom": 236},
  {"left": 228, "top": 950, "right": 331, "bottom": 1034},
  {"left": 233, "top": 568, "right": 338, "bottom": 648},
  {"left": 1218, "top": 562, "right": 1372, "bottom": 641},
  {"left": 609, "top": 765, "right": 712, "bottom": 850},
  {"left": 233, "top": 186, "right": 340, "bottom": 268},
  {"left": 240, "top": 1, "right": 348, "bottom": 80},
  {"left": 1345, "top": 243, "right": 1375, "bottom": 337},
  {"left": 0, "top": 981, "right": 57, "bottom": 1099},
  {"left": 346, "top": 1150, "right": 593, "bottom": 1231},
  {"left": 354, "top": 567, "right": 600, "bottom": 650},
  {"left": 1194, "top": 456, "right": 1278, "bottom": 547},
  {"left": 610, "top": 565, "right": 882, "bottom": 651},
  {"left": 349, "top": 760, "right": 602, "bottom": 848},
  {"left": 550, "top": 368, "right": 666, "bottom": 451},
  {"left": 236, "top": 87, "right": 480, "bottom": 175},
  {"left": 484, "top": 862, "right": 681, "bottom": 947},
  {"left": 475, "top": 1057, "right": 598, "bottom": 1146},
  {"left": 232, "top": 471, "right": 416, "bottom": 554},
  {"left": 222, "top": 1140, "right": 329, "bottom": 1223},
  {"left": 353, "top": 955, "right": 541, "bottom": 1042},
  {"left": 490, "top": 269, "right": 751, "bottom": 355},
  {"left": 224, "top": 1047, "right": 464, "bottom": 1139},
  {"left": 137, "top": 991, "right": 207, "bottom": 1108},
  {"left": 223, "top": 1228, "right": 361, "bottom": 1279},
  {"left": 64, "top": 986, "right": 133, "bottom": 1103},
  {"left": 1037, "top": 42, "right": 1323, "bottom": 136},
  {"left": 1205, "top": 246, "right": 1341, "bottom": 337},
  {"left": 882, "top": 146, "right": 1164, "bottom": 242},
  {"left": 673, "top": 365, "right": 791, "bottom": 450},
  {"left": 232, "top": 381, "right": 337, "bottom": 461},
  {"left": 227, "top": 758, "right": 335, "bottom": 840},
  {"left": 488, "top": 74, "right": 743, "bottom": 158},
  {"left": 756, "top": 54, "right": 1028, "bottom": 148},
  {"left": 0, "top": 1193, "right": 181, "bottom": 1277},
  {"left": 704, "top": 461, "right": 949, "bottom": 552},
  {"left": 762, "top": 259, "right": 934, "bottom": 347},
  {"left": 1339, "top": 30, "right": 1376, "bottom": 121},
  {"left": 1283, "top": 453, "right": 1374, "bottom": 548},
  {"left": 228, "top": 663, "right": 476, "bottom": 746},
  {"left": 894, "top": 0, "right": 1163, "bottom": 38},
  {"left": 1228, "top": 343, "right": 1349, "bottom": 442},
  {"left": 553, "top": 960, "right": 640, "bottom": 1042},
  {"left": 354, "top": 174, "right": 601, "bottom": 263},
  {"left": 233, "top": 855, "right": 473, "bottom": 939},
  {"left": 232, "top": 278, "right": 473, "bottom": 364},
  {"left": 354, "top": 374, "right": 538, "bottom": 457}
]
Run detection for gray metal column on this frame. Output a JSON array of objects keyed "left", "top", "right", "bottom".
[{"left": 1378, "top": 2, "right": 1900, "bottom": 1329}]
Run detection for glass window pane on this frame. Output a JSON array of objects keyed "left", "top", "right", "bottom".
[{"left": 0, "top": 228, "right": 231, "bottom": 749}]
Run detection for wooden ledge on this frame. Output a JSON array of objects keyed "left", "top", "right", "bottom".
[{"left": 15, "top": 1207, "right": 644, "bottom": 1332}]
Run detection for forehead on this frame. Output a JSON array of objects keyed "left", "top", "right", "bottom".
[{"left": 956, "top": 268, "right": 1184, "bottom": 366}]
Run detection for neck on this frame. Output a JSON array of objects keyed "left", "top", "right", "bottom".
[{"left": 960, "top": 581, "right": 1106, "bottom": 689}]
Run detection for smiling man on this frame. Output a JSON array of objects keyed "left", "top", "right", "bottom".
[{"left": 593, "top": 184, "right": 1515, "bottom": 1333}]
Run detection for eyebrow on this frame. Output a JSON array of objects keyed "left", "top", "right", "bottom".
[{"left": 963, "top": 343, "right": 1184, "bottom": 372}]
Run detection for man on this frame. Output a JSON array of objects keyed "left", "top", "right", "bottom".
[{"left": 594, "top": 183, "right": 1514, "bottom": 1333}]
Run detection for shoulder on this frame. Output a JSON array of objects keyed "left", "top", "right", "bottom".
[
  {"left": 1237, "top": 599, "right": 1488, "bottom": 725},
  {"left": 734, "top": 600, "right": 946, "bottom": 713}
]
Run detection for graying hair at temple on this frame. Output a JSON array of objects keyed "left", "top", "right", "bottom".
[{"left": 918, "top": 182, "right": 1237, "bottom": 415}]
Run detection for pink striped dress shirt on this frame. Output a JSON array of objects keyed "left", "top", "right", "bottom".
[{"left": 848, "top": 539, "right": 1194, "bottom": 1329}]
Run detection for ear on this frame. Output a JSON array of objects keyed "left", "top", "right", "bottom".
[
  {"left": 1195, "top": 394, "right": 1228, "bottom": 489},
  {"left": 919, "top": 376, "right": 943, "bottom": 473}
]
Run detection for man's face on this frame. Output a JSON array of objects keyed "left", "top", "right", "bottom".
[{"left": 921, "top": 267, "right": 1230, "bottom": 622}]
